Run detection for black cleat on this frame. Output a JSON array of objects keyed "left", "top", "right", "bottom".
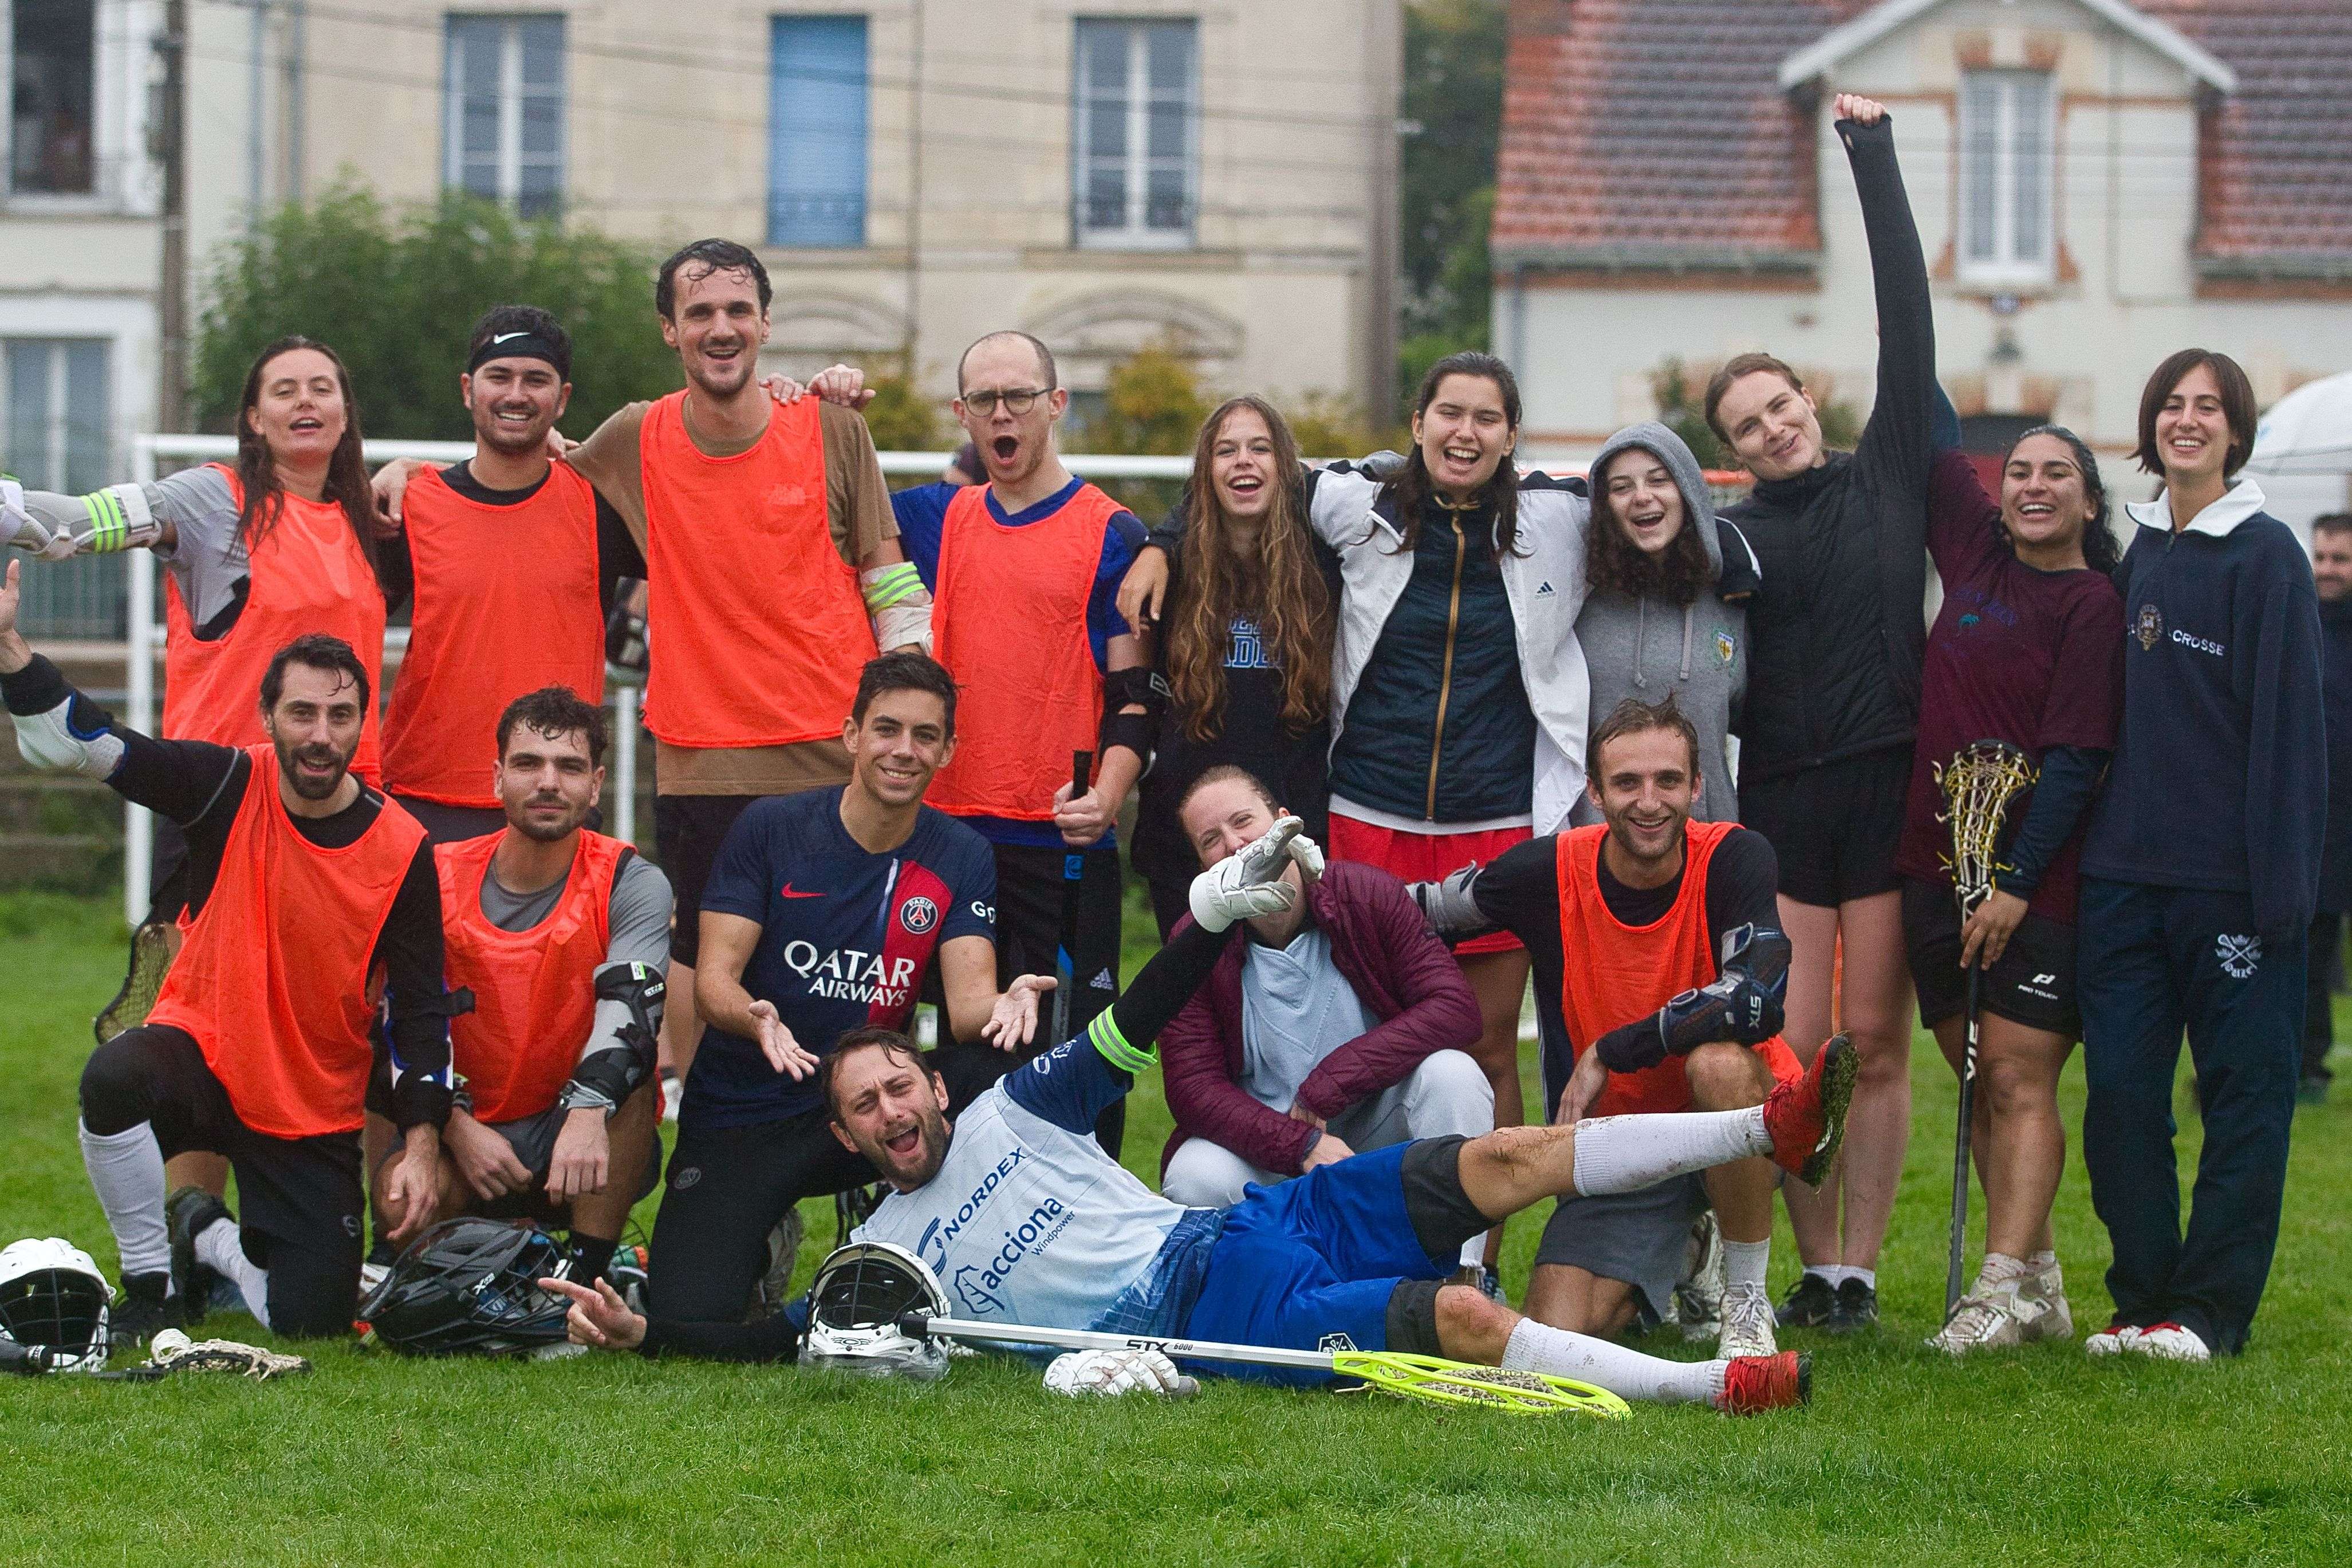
[
  {"left": 1775, "top": 1272, "right": 1839, "bottom": 1329},
  {"left": 166, "top": 1185, "right": 234, "bottom": 1327},
  {"left": 107, "top": 1271, "right": 180, "bottom": 1352},
  {"left": 1827, "top": 1277, "right": 1880, "bottom": 1334}
]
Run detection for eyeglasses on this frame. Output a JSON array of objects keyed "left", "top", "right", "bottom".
[{"left": 959, "top": 386, "right": 1051, "bottom": 417}]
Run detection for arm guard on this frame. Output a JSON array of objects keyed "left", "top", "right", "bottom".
[
  {"left": 861, "top": 561, "right": 933, "bottom": 653},
  {"left": 5, "top": 655, "right": 126, "bottom": 781},
  {"left": 1100, "top": 667, "right": 1165, "bottom": 761},
  {"left": 3, "top": 479, "right": 161, "bottom": 560},
  {"left": 561, "top": 963, "right": 665, "bottom": 1115},
  {"left": 1593, "top": 924, "right": 1790, "bottom": 1074},
  {"left": 1404, "top": 862, "right": 1495, "bottom": 939}
]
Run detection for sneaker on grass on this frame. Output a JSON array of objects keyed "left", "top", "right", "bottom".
[
  {"left": 2016, "top": 1258, "right": 2073, "bottom": 1343},
  {"left": 1719, "top": 1350, "right": 1810, "bottom": 1415},
  {"left": 2085, "top": 1323, "right": 2140, "bottom": 1357},
  {"left": 1675, "top": 1212, "right": 1725, "bottom": 1342},
  {"left": 1717, "top": 1281, "right": 1777, "bottom": 1360},
  {"left": 1826, "top": 1276, "right": 1878, "bottom": 1334},
  {"left": 1776, "top": 1271, "right": 1838, "bottom": 1329},
  {"left": 1926, "top": 1286, "right": 2029, "bottom": 1356},
  {"left": 2126, "top": 1321, "right": 2212, "bottom": 1362}
]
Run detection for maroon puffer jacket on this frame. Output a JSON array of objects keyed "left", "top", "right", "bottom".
[{"left": 1159, "top": 858, "right": 1481, "bottom": 1177}]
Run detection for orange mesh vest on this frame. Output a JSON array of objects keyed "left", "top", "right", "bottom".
[
  {"left": 163, "top": 464, "right": 386, "bottom": 780},
  {"left": 638, "top": 391, "right": 874, "bottom": 748},
  {"left": 928, "top": 482, "right": 1117, "bottom": 821},
  {"left": 380, "top": 463, "right": 605, "bottom": 807},
  {"left": 1554, "top": 819, "right": 1777, "bottom": 1117},
  {"left": 147, "top": 748, "right": 426, "bottom": 1137},
  {"left": 436, "top": 830, "right": 624, "bottom": 1124}
]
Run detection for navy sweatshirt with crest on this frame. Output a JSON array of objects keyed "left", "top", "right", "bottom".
[{"left": 2080, "top": 479, "right": 2326, "bottom": 939}]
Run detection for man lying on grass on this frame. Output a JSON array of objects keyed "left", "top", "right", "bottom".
[{"left": 548, "top": 818, "right": 1859, "bottom": 1413}]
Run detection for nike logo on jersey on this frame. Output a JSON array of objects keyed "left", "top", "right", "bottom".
[{"left": 779, "top": 884, "right": 825, "bottom": 899}]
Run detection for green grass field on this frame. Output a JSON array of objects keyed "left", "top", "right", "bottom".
[{"left": 4, "top": 887, "right": 2350, "bottom": 1565}]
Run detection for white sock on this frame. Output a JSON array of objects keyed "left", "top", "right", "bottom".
[
  {"left": 1569, "top": 1108, "right": 1769, "bottom": 1197},
  {"left": 1803, "top": 1264, "right": 1843, "bottom": 1287},
  {"left": 78, "top": 1120, "right": 171, "bottom": 1282},
  {"left": 193, "top": 1218, "right": 270, "bottom": 1329},
  {"left": 1502, "top": 1318, "right": 1725, "bottom": 1407},
  {"left": 1978, "top": 1251, "right": 2030, "bottom": 1288},
  {"left": 1847, "top": 1267, "right": 1876, "bottom": 1292},
  {"left": 1723, "top": 1238, "right": 1770, "bottom": 1294},
  {"left": 2026, "top": 1249, "right": 2059, "bottom": 1277}
]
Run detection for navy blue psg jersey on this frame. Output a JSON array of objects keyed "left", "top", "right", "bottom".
[{"left": 688, "top": 786, "right": 997, "bottom": 1126}]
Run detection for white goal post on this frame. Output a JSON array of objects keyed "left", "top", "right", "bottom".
[{"left": 119, "top": 435, "right": 1197, "bottom": 924}]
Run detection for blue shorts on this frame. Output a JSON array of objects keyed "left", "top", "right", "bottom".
[{"left": 1179, "top": 1142, "right": 1453, "bottom": 1386}]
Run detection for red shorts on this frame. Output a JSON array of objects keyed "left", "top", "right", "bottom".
[{"left": 1327, "top": 815, "right": 1528, "bottom": 957}]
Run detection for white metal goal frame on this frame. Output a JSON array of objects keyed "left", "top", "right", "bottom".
[{"left": 119, "top": 435, "right": 1750, "bottom": 924}]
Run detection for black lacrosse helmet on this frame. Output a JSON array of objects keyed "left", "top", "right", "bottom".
[{"left": 356, "top": 1219, "right": 572, "bottom": 1356}]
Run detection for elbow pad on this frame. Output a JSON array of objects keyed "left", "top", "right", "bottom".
[
  {"left": 3, "top": 479, "right": 160, "bottom": 560},
  {"left": 566, "top": 964, "right": 664, "bottom": 1113},
  {"left": 12, "top": 691, "right": 125, "bottom": 781},
  {"left": 862, "top": 562, "right": 933, "bottom": 652},
  {"left": 1100, "top": 669, "right": 1167, "bottom": 759}
]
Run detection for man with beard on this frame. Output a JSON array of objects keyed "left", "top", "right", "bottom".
[
  {"left": 0, "top": 568, "right": 454, "bottom": 1343},
  {"left": 332, "top": 687, "right": 669, "bottom": 1295},
  {"left": 373, "top": 306, "right": 646, "bottom": 845},
  {"left": 1407, "top": 696, "right": 1802, "bottom": 1361}
]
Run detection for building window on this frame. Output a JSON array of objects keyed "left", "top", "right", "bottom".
[
  {"left": 9, "top": 0, "right": 98, "bottom": 195},
  {"left": 769, "top": 15, "right": 868, "bottom": 247},
  {"left": 5, "top": 336, "right": 122, "bottom": 636},
  {"left": 1960, "top": 70, "right": 2054, "bottom": 286},
  {"left": 1073, "top": 17, "right": 1196, "bottom": 248},
  {"left": 444, "top": 14, "right": 565, "bottom": 219}
]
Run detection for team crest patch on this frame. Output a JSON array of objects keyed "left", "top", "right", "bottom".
[
  {"left": 899, "top": 896, "right": 939, "bottom": 935},
  {"left": 2136, "top": 603, "right": 2164, "bottom": 651},
  {"left": 1713, "top": 629, "right": 1736, "bottom": 667},
  {"left": 2216, "top": 933, "right": 2261, "bottom": 980}
]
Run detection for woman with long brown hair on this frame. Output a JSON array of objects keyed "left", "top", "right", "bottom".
[{"left": 1131, "top": 396, "right": 1337, "bottom": 936}]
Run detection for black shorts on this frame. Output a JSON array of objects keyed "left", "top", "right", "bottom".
[
  {"left": 1742, "top": 744, "right": 1910, "bottom": 908},
  {"left": 653, "top": 793, "right": 758, "bottom": 969},
  {"left": 645, "top": 1043, "right": 1006, "bottom": 1321},
  {"left": 1901, "top": 876, "right": 2079, "bottom": 1037},
  {"left": 80, "top": 1025, "right": 364, "bottom": 1337},
  {"left": 368, "top": 1096, "right": 663, "bottom": 1226}
]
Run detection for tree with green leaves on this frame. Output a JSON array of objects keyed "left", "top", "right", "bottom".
[
  {"left": 1398, "top": 0, "right": 1506, "bottom": 416},
  {"left": 194, "top": 187, "right": 683, "bottom": 443}
]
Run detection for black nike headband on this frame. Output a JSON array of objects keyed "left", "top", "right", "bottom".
[{"left": 467, "top": 331, "right": 565, "bottom": 375}]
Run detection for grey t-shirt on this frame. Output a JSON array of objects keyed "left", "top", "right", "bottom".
[
  {"left": 145, "top": 465, "right": 258, "bottom": 635},
  {"left": 472, "top": 848, "right": 673, "bottom": 1065},
  {"left": 1236, "top": 924, "right": 1377, "bottom": 1113}
]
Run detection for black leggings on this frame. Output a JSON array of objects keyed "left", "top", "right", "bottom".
[{"left": 81, "top": 1026, "right": 364, "bottom": 1338}]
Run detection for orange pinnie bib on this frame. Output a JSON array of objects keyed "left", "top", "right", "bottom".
[
  {"left": 380, "top": 463, "right": 605, "bottom": 807},
  {"left": 436, "top": 830, "right": 625, "bottom": 1124},
  {"left": 928, "top": 482, "right": 1118, "bottom": 821},
  {"left": 638, "top": 391, "right": 874, "bottom": 748},
  {"left": 147, "top": 748, "right": 426, "bottom": 1137},
  {"left": 163, "top": 464, "right": 386, "bottom": 780},
  {"left": 1553, "top": 821, "right": 1799, "bottom": 1117}
]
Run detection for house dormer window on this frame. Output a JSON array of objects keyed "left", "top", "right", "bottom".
[{"left": 1959, "top": 69, "right": 2055, "bottom": 286}]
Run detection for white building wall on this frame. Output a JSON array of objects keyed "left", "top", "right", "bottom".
[{"left": 1505, "top": 0, "right": 2352, "bottom": 519}]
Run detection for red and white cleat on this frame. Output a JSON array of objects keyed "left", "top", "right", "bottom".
[
  {"left": 1763, "top": 1033, "right": 1858, "bottom": 1184},
  {"left": 2126, "top": 1322, "right": 2212, "bottom": 1362},
  {"left": 2084, "top": 1323, "right": 2141, "bottom": 1357},
  {"left": 1719, "top": 1349, "right": 1811, "bottom": 1415}
]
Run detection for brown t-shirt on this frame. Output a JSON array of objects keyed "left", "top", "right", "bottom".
[{"left": 566, "top": 395, "right": 897, "bottom": 796}]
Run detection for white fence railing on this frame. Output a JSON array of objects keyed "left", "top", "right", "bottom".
[{"left": 121, "top": 434, "right": 1197, "bottom": 923}]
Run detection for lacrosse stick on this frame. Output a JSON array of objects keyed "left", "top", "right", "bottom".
[
  {"left": 1051, "top": 750, "right": 1096, "bottom": 1047},
  {"left": 897, "top": 1313, "right": 1631, "bottom": 1419},
  {"left": 1933, "top": 739, "right": 2038, "bottom": 1321}
]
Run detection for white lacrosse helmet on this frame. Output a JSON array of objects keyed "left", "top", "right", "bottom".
[
  {"left": 0, "top": 1237, "right": 113, "bottom": 1373},
  {"left": 804, "top": 1242, "right": 951, "bottom": 1381}
]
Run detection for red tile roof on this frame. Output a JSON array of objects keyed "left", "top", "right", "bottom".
[
  {"left": 1493, "top": 0, "right": 2352, "bottom": 278},
  {"left": 1491, "top": 1, "right": 1864, "bottom": 273},
  {"left": 2137, "top": 1, "right": 2352, "bottom": 277}
]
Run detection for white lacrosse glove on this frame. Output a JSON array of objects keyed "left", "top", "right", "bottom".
[
  {"left": 1042, "top": 1348, "right": 1195, "bottom": 1398},
  {"left": 1187, "top": 814, "right": 1325, "bottom": 933}
]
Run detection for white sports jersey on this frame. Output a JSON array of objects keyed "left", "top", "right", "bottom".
[{"left": 853, "top": 1037, "right": 1195, "bottom": 1328}]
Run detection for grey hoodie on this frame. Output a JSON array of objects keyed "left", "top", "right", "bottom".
[{"left": 1571, "top": 421, "right": 1756, "bottom": 825}]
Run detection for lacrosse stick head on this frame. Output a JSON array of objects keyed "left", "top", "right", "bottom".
[
  {"left": 805, "top": 1243, "right": 951, "bottom": 1381},
  {"left": 0, "top": 1237, "right": 112, "bottom": 1373},
  {"left": 356, "top": 1219, "right": 573, "bottom": 1356},
  {"left": 1932, "top": 739, "right": 2039, "bottom": 912}
]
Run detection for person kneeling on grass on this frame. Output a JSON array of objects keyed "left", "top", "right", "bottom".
[
  {"left": 1409, "top": 695, "right": 1801, "bottom": 1364},
  {"left": 329, "top": 685, "right": 669, "bottom": 1305},
  {"left": 545, "top": 817, "right": 1858, "bottom": 1413},
  {"left": 1157, "top": 766, "right": 1495, "bottom": 1285}
]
